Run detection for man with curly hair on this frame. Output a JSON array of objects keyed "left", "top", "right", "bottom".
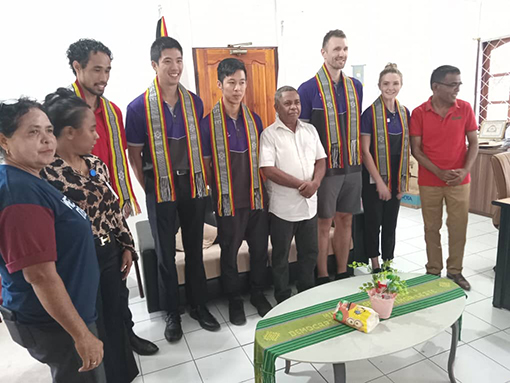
[{"left": 65, "top": 39, "right": 159, "bottom": 356}]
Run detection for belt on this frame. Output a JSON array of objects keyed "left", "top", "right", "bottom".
[
  {"left": 94, "top": 232, "right": 113, "bottom": 247},
  {"left": 175, "top": 170, "right": 189, "bottom": 176}
]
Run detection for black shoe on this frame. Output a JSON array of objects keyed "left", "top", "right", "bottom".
[
  {"left": 129, "top": 331, "right": 159, "bottom": 355},
  {"left": 334, "top": 272, "right": 350, "bottom": 281},
  {"left": 372, "top": 268, "right": 382, "bottom": 274},
  {"left": 164, "top": 313, "right": 183, "bottom": 343},
  {"left": 316, "top": 276, "right": 331, "bottom": 286},
  {"left": 250, "top": 293, "right": 272, "bottom": 318},
  {"left": 228, "top": 299, "right": 246, "bottom": 325},
  {"left": 190, "top": 305, "right": 221, "bottom": 331}
]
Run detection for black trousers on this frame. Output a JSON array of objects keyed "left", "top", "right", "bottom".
[
  {"left": 361, "top": 156, "right": 401, "bottom": 261},
  {"left": 270, "top": 213, "right": 318, "bottom": 303},
  {"left": 216, "top": 208, "right": 269, "bottom": 299},
  {"left": 145, "top": 173, "right": 208, "bottom": 313},
  {"left": 3, "top": 318, "right": 106, "bottom": 383},
  {"left": 95, "top": 240, "right": 139, "bottom": 383}
]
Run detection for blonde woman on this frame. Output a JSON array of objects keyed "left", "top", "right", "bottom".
[{"left": 360, "top": 64, "right": 411, "bottom": 272}]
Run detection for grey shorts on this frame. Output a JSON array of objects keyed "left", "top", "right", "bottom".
[{"left": 317, "top": 171, "right": 362, "bottom": 218}]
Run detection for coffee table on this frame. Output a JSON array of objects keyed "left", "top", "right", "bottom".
[{"left": 263, "top": 273, "right": 465, "bottom": 383}]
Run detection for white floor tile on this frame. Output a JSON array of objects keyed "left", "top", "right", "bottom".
[
  {"left": 369, "top": 347, "right": 425, "bottom": 375},
  {"left": 395, "top": 226, "right": 424, "bottom": 241},
  {"left": 195, "top": 347, "right": 254, "bottom": 383},
  {"left": 465, "top": 289, "right": 488, "bottom": 306},
  {"left": 465, "top": 298, "right": 510, "bottom": 330},
  {"left": 482, "top": 269, "right": 496, "bottom": 279},
  {"left": 414, "top": 331, "right": 461, "bottom": 358},
  {"left": 387, "top": 359, "right": 451, "bottom": 383},
  {"left": 313, "top": 359, "right": 383, "bottom": 383},
  {"left": 393, "top": 241, "right": 422, "bottom": 257},
  {"left": 431, "top": 344, "right": 510, "bottom": 383},
  {"left": 444, "top": 312, "right": 498, "bottom": 343},
  {"left": 402, "top": 237, "right": 428, "bottom": 251},
  {"left": 143, "top": 361, "right": 202, "bottom": 383},
  {"left": 390, "top": 257, "right": 423, "bottom": 273},
  {"left": 139, "top": 338, "right": 192, "bottom": 375},
  {"left": 126, "top": 273, "right": 139, "bottom": 289},
  {"left": 468, "top": 213, "right": 491, "bottom": 224},
  {"left": 185, "top": 325, "right": 239, "bottom": 359},
  {"left": 274, "top": 362, "right": 327, "bottom": 383},
  {"left": 130, "top": 301, "right": 165, "bottom": 323},
  {"left": 465, "top": 237, "right": 496, "bottom": 255},
  {"left": 133, "top": 376, "right": 144, "bottom": 383},
  {"left": 396, "top": 217, "right": 422, "bottom": 229},
  {"left": 132, "top": 316, "right": 167, "bottom": 343},
  {"left": 366, "top": 377, "right": 393, "bottom": 383},
  {"left": 472, "top": 233, "right": 499, "bottom": 248},
  {"left": 129, "top": 286, "right": 147, "bottom": 305},
  {"left": 470, "top": 331, "right": 510, "bottom": 368},
  {"left": 468, "top": 220, "right": 498, "bottom": 234},
  {"left": 228, "top": 313, "right": 260, "bottom": 346},
  {"left": 467, "top": 273, "right": 495, "bottom": 297},
  {"left": 462, "top": 254, "right": 496, "bottom": 275},
  {"left": 400, "top": 249, "right": 428, "bottom": 265},
  {"left": 476, "top": 247, "right": 498, "bottom": 262}
]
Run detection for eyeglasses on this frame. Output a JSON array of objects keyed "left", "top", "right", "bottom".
[{"left": 436, "top": 82, "right": 463, "bottom": 89}]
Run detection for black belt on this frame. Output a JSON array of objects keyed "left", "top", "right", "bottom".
[{"left": 94, "top": 232, "right": 114, "bottom": 247}]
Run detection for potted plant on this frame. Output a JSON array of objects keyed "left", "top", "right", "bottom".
[{"left": 349, "top": 260, "right": 408, "bottom": 319}]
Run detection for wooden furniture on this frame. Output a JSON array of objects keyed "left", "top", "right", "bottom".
[
  {"left": 492, "top": 198, "right": 510, "bottom": 310},
  {"left": 470, "top": 148, "right": 506, "bottom": 216}
]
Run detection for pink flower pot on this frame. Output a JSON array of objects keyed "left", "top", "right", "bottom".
[{"left": 368, "top": 288, "right": 397, "bottom": 319}]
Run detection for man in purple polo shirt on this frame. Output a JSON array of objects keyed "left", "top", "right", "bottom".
[
  {"left": 126, "top": 37, "right": 220, "bottom": 343},
  {"left": 298, "top": 30, "right": 363, "bottom": 284},
  {"left": 201, "top": 58, "right": 272, "bottom": 325}
]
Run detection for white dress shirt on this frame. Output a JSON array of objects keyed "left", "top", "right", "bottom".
[{"left": 259, "top": 116, "right": 326, "bottom": 222}]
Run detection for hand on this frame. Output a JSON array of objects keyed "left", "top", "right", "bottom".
[
  {"left": 446, "top": 168, "right": 468, "bottom": 186},
  {"left": 376, "top": 182, "right": 392, "bottom": 201},
  {"left": 436, "top": 169, "right": 458, "bottom": 182},
  {"left": 74, "top": 331, "right": 104, "bottom": 372},
  {"left": 397, "top": 192, "right": 404, "bottom": 200},
  {"left": 120, "top": 250, "right": 133, "bottom": 280},
  {"left": 298, "top": 181, "right": 319, "bottom": 198},
  {"left": 122, "top": 202, "right": 132, "bottom": 219}
]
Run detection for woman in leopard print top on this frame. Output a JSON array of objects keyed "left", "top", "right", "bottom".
[{"left": 40, "top": 88, "right": 139, "bottom": 383}]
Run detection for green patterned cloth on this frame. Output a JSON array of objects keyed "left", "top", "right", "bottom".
[{"left": 254, "top": 275, "right": 465, "bottom": 383}]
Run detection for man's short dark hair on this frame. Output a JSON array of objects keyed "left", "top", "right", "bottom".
[
  {"left": 217, "top": 58, "right": 247, "bottom": 83},
  {"left": 0, "top": 98, "right": 45, "bottom": 158},
  {"left": 274, "top": 85, "right": 298, "bottom": 106},
  {"left": 151, "top": 37, "right": 183, "bottom": 63},
  {"left": 430, "top": 65, "right": 461, "bottom": 89},
  {"left": 67, "top": 39, "right": 113, "bottom": 75},
  {"left": 322, "top": 30, "right": 347, "bottom": 49},
  {"left": 44, "top": 88, "right": 90, "bottom": 137}
]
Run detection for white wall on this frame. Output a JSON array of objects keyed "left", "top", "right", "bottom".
[{"left": 0, "top": 0, "right": 501, "bottom": 223}]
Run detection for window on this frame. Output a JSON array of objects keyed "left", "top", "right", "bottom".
[{"left": 479, "top": 37, "right": 510, "bottom": 123}]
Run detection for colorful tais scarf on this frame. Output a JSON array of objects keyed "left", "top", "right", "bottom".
[
  {"left": 315, "top": 64, "right": 361, "bottom": 168},
  {"left": 371, "top": 96, "right": 410, "bottom": 193},
  {"left": 209, "top": 99, "right": 263, "bottom": 216},
  {"left": 144, "top": 79, "right": 208, "bottom": 203},
  {"left": 71, "top": 81, "right": 140, "bottom": 215},
  {"left": 254, "top": 275, "right": 465, "bottom": 383}
]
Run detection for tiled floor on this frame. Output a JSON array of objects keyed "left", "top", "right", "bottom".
[{"left": 2, "top": 207, "right": 510, "bottom": 383}]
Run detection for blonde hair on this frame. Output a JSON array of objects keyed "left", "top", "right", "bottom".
[{"left": 378, "top": 63, "right": 403, "bottom": 86}]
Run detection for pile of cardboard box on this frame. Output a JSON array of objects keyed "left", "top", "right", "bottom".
[{"left": 401, "top": 156, "right": 421, "bottom": 208}]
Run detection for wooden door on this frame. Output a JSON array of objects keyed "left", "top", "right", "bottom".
[{"left": 193, "top": 48, "right": 278, "bottom": 128}]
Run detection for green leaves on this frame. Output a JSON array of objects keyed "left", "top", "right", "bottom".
[{"left": 348, "top": 260, "right": 408, "bottom": 295}]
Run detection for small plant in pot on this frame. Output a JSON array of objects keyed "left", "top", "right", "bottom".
[{"left": 349, "top": 260, "right": 408, "bottom": 319}]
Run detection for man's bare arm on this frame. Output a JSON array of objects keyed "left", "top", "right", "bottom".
[{"left": 260, "top": 166, "right": 303, "bottom": 189}]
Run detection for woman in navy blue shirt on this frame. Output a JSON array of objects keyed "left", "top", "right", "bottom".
[
  {"left": 360, "top": 64, "right": 411, "bottom": 272},
  {"left": 0, "top": 99, "right": 105, "bottom": 382}
]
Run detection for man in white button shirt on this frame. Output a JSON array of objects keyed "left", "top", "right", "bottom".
[{"left": 259, "top": 86, "right": 327, "bottom": 303}]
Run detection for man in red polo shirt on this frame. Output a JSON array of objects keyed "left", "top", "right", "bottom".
[
  {"left": 410, "top": 65, "right": 478, "bottom": 291},
  {"left": 66, "top": 39, "right": 158, "bottom": 355}
]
